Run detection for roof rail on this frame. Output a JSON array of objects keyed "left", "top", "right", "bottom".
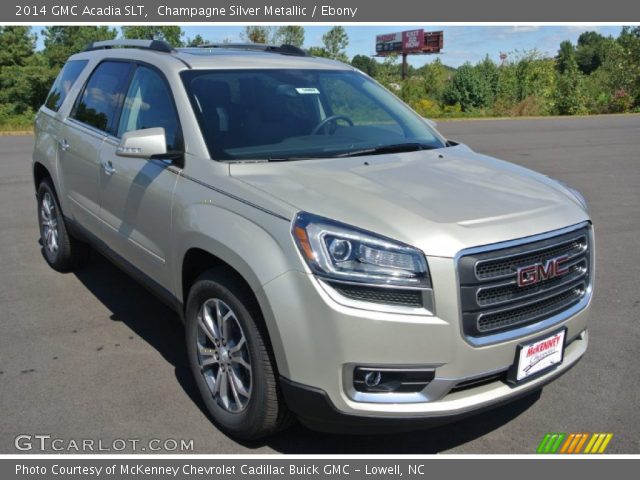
[
  {"left": 84, "top": 39, "right": 174, "bottom": 53},
  {"left": 195, "top": 43, "right": 308, "bottom": 57}
]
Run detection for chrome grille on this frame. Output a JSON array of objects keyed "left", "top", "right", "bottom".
[{"left": 458, "top": 225, "right": 591, "bottom": 337}]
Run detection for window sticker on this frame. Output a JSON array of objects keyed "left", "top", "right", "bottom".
[{"left": 295, "top": 87, "right": 320, "bottom": 95}]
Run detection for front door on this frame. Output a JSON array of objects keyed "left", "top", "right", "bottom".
[{"left": 98, "top": 65, "right": 183, "bottom": 288}]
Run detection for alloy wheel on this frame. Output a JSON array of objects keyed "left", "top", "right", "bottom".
[
  {"left": 40, "top": 191, "right": 59, "bottom": 257},
  {"left": 196, "top": 298, "right": 252, "bottom": 413}
]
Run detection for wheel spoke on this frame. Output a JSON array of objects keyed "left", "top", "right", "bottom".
[
  {"left": 215, "top": 300, "right": 231, "bottom": 341},
  {"left": 199, "top": 304, "right": 219, "bottom": 344},
  {"left": 229, "top": 336, "right": 245, "bottom": 353},
  {"left": 228, "top": 370, "right": 242, "bottom": 407},
  {"left": 211, "top": 369, "right": 223, "bottom": 396},
  {"left": 42, "top": 195, "right": 51, "bottom": 217},
  {"left": 45, "top": 229, "right": 54, "bottom": 250},
  {"left": 50, "top": 231, "right": 58, "bottom": 251},
  {"left": 229, "top": 369, "right": 250, "bottom": 398},
  {"left": 231, "top": 355, "right": 251, "bottom": 371},
  {"left": 218, "top": 369, "right": 230, "bottom": 409},
  {"left": 201, "top": 356, "right": 218, "bottom": 368}
]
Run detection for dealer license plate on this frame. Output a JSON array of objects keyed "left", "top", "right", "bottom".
[{"left": 510, "top": 329, "right": 566, "bottom": 383}]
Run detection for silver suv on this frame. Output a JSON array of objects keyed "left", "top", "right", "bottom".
[{"left": 33, "top": 40, "right": 593, "bottom": 439}]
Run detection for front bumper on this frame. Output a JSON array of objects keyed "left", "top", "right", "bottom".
[{"left": 257, "top": 254, "right": 590, "bottom": 427}]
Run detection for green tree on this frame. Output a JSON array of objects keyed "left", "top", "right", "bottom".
[
  {"left": 186, "top": 34, "right": 208, "bottom": 47},
  {"left": 0, "top": 54, "right": 57, "bottom": 119},
  {"left": 416, "top": 58, "right": 452, "bottom": 101},
  {"left": 42, "top": 26, "right": 117, "bottom": 68},
  {"left": 0, "top": 27, "right": 36, "bottom": 67},
  {"left": 376, "top": 54, "right": 401, "bottom": 85},
  {"left": 555, "top": 52, "right": 585, "bottom": 114},
  {"left": 121, "top": 26, "right": 183, "bottom": 47},
  {"left": 322, "top": 26, "right": 349, "bottom": 62},
  {"left": 556, "top": 40, "right": 577, "bottom": 74},
  {"left": 308, "top": 46, "right": 330, "bottom": 58},
  {"left": 575, "top": 31, "right": 608, "bottom": 75},
  {"left": 241, "top": 26, "right": 272, "bottom": 44},
  {"left": 476, "top": 55, "right": 500, "bottom": 103},
  {"left": 351, "top": 54, "right": 378, "bottom": 77},
  {"left": 514, "top": 50, "right": 556, "bottom": 105},
  {"left": 0, "top": 27, "right": 57, "bottom": 124},
  {"left": 443, "top": 63, "right": 491, "bottom": 111},
  {"left": 273, "top": 26, "right": 305, "bottom": 47}
]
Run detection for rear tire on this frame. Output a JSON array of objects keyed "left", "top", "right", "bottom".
[
  {"left": 185, "top": 269, "right": 292, "bottom": 440},
  {"left": 37, "top": 178, "right": 89, "bottom": 272}
]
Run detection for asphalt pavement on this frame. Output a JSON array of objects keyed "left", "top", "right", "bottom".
[{"left": 0, "top": 114, "right": 638, "bottom": 454}]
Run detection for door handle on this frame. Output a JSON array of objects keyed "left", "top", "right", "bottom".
[
  {"left": 57, "top": 138, "right": 70, "bottom": 151},
  {"left": 101, "top": 160, "right": 116, "bottom": 176}
]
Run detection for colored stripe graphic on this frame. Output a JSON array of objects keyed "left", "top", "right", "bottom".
[
  {"left": 537, "top": 433, "right": 566, "bottom": 453},
  {"left": 538, "top": 433, "right": 613, "bottom": 454}
]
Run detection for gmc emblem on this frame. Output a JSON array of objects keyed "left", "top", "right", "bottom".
[{"left": 516, "top": 255, "right": 570, "bottom": 287}]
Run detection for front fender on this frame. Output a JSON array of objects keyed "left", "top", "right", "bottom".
[
  {"left": 172, "top": 203, "right": 298, "bottom": 374},
  {"left": 172, "top": 203, "right": 296, "bottom": 299}
]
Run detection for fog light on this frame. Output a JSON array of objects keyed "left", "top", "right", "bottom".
[{"left": 353, "top": 367, "right": 435, "bottom": 393}]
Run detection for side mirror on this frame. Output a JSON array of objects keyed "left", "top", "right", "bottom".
[
  {"left": 423, "top": 117, "right": 437, "bottom": 129},
  {"left": 116, "top": 127, "right": 167, "bottom": 159}
]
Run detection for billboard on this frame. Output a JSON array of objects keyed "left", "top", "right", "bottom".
[{"left": 375, "top": 29, "right": 443, "bottom": 55}]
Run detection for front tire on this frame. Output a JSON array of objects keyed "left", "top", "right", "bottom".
[
  {"left": 37, "top": 178, "right": 89, "bottom": 272},
  {"left": 185, "top": 270, "right": 291, "bottom": 440}
]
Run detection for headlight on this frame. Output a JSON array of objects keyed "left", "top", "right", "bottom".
[{"left": 292, "top": 212, "right": 431, "bottom": 288}]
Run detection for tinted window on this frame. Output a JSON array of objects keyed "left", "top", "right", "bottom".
[
  {"left": 72, "top": 61, "right": 133, "bottom": 134},
  {"left": 181, "top": 69, "right": 445, "bottom": 161},
  {"left": 117, "top": 66, "right": 182, "bottom": 151},
  {"left": 44, "top": 60, "right": 88, "bottom": 112}
]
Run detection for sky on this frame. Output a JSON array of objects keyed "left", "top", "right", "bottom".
[{"left": 34, "top": 25, "right": 624, "bottom": 68}]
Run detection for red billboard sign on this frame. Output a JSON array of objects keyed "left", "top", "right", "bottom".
[
  {"left": 402, "top": 29, "right": 425, "bottom": 51},
  {"left": 376, "top": 29, "right": 443, "bottom": 55}
]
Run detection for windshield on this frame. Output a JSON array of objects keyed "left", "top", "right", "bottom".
[{"left": 181, "top": 69, "right": 447, "bottom": 161}]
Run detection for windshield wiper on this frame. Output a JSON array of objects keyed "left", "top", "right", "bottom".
[
  {"left": 331, "top": 142, "right": 437, "bottom": 158},
  {"left": 265, "top": 156, "right": 316, "bottom": 162}
]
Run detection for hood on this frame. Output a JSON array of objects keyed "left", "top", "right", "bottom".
[{"left": 230, "top": 145, "right": 589, "bottom": 257}]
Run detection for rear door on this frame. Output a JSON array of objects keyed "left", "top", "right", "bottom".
[
  {"left": 97, "top": 64, "right": 182, "bottom": 288},
  {"left": 59, "top": 61, "right": 134, "bottom": 235}
]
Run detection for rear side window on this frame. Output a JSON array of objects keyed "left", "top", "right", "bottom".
[
  {"left": 72, "top": 61, "right": 133, "bottom": 135},
  {"left": 44, "top": 60, "right": 88, "bottom": 112}
]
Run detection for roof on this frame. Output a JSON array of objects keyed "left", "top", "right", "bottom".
[
  {"left": 73, "top": 39, "right": 353, "bottom": 71},
  {"left": 174, "top": 48, "right": 352, "bottom": 70}
]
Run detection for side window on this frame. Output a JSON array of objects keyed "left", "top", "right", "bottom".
[
  {"left": 44, "top": 60, "right": 88, "bottom": 112},
  {"left": 117, "top": 66, "right": 182, "bottom": 151},
  {"left": 72, "top": 61, "right": 133, "bottom": 135}
]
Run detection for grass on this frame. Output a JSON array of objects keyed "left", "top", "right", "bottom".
[{"left": 0, "top": 114, "right": 35, "bottom": 135}]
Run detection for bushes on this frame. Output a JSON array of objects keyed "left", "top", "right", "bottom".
[{"left": 354, "top": 27, "right": 640, "bottom": 119}]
